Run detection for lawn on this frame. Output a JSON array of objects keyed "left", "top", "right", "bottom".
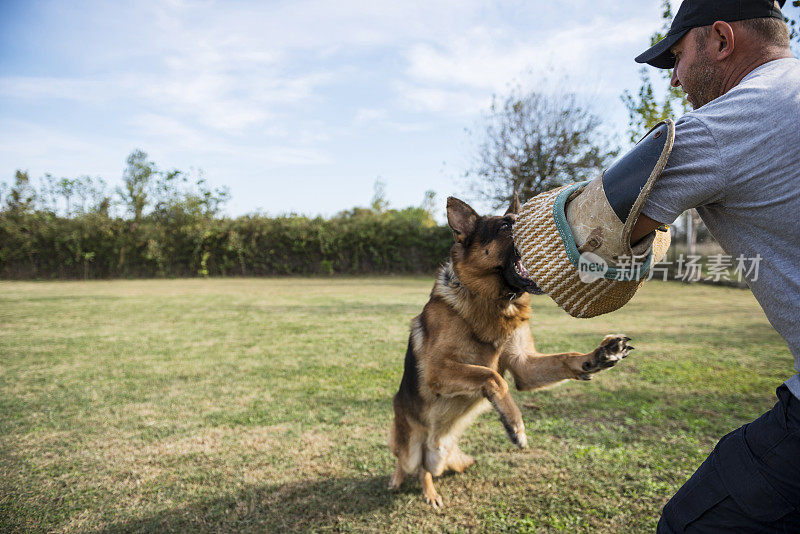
[{"left": 0, "top": 277, "right": 792, "bottom": 533}]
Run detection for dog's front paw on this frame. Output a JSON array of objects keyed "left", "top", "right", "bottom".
[
  {"left": 578, "top": 334, "right": 633, "bottom": 380},
  {"left": 513, "top": 426, "right": 528, "bottom": 449},
  {"left": 506, "top": 421, "right": 528, "bottom": 449},
  {"left": 497, "top": 411, "right": 528, "bottom": 449},
  {"left": 490, "top": 396, "right": 528, "bottom": 449}
]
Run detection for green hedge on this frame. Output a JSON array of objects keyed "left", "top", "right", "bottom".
[{"left": 0, "top": 209, "right": 453, "bottom": 279}]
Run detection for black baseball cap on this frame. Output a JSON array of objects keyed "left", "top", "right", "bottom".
[{"left": 635, "top": 0, "right": 786, "bottom": 69}]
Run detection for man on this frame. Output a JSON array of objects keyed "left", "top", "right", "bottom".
[{"left": 632, "top": 0, "right": 800, "bottom": 531}]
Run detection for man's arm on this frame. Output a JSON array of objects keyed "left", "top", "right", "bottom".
[
  {"left": 630, "top": 213, "right": 664, "bottom": 245},
  {"left": 630, "top": 116, "right": 725, "bottom": 246}
]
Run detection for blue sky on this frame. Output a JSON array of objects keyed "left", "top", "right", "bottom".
[{"left": 1, "top": 1, "right": 797, "bottom": 219}]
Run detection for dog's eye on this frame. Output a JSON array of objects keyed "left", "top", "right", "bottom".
[{"left": 499, "top": 222, "right": 511, "bottom": 231}]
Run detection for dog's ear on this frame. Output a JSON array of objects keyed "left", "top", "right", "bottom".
[
  {"left": 447, "top": 197, "right": 478, "bottom": 243},
  {"left": 505, "top": 193, "right": 520, "bottom": 215}
]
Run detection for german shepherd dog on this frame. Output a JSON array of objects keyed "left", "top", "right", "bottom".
[{"left": 388, "top": 196, "right": 633, "bottom": 508}]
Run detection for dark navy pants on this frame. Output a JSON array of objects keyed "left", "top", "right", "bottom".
[{"left": 657, "top": 385, "right": 800, "bottom": 533}]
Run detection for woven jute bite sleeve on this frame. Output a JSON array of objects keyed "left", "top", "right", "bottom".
[{"left": 513, "top": 120, "right": 675, "bottom": 318}]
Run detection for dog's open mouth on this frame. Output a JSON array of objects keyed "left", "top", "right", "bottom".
[{"left": 504, "top": 248, "right": 544, "bottom": 295}]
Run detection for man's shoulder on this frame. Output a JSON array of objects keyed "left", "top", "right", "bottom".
[
  {"left": 673, "top": 113, "right": 716, "bottom": 148},
  {"left": 703, "top": 58, "right": 800, "bottom": 113},
  {"left": 741, "top": 57, "right": 800, "bottom": 83}
]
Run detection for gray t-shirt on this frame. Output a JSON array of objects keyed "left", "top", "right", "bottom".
[{"left": 642, "top": 57, "right": 800, "bottom": 397}]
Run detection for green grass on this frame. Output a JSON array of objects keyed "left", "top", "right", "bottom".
[{"left": 0, "top": 277, "right": 792, "bottom": 533}]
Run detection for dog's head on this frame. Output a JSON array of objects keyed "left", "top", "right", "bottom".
[{"left": 446, "top": 196, "right": 543, "bottom": 298}]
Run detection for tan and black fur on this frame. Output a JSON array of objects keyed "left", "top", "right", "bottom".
[{"left": 388, "top": 196, "right": 633, "bottom": 508}]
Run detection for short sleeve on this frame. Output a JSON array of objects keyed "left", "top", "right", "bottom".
[{"left": 642, "top": 115, "right": 726, "bottom": 225}]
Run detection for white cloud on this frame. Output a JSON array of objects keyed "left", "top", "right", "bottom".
[
  {"left": 397, "top": 83, "right": 491, "bottom": 115},
  {"left": 126, "top": 114, "right": 333, "bottom": 167},
  {"left": 353, "top": 108, "right": 389, "bottom": 125},
  {"left": 0, "top": 120, "right": 97, "bottom": 160},
  {"left": 0, "top": 120, "right": 126, "bottom": 184},
  {"left": 127, "top": 113, "right": 211, "bottom": 149},
  {"left": 351, "top": 107, "right": 431, "bottom": 133},
  {"left": 2, "top": 2, "right": 656, "bottom": 133},
  {"left": 395, "top": 15, "right": 656, "bottom": 117},
  {"left": 0, "top": 76, "right": 115, "bottom": 102},
  {"left": 246, "top": 146, "right": 333, "bottom": 167},
  {"left": 1, "top": 0, "right": 675, "bottom": 216}
]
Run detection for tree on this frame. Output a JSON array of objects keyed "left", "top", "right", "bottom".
[
  {"left": 118, "top": 149, "right": 155, "bottom": 221},
  {"left": 80, "top": 176, "right": 111, "bottom": 215},
  {"left": 420, "top": 190, "right": 437, "bottom": 223},
  {"left": 621, "top": 1, "right": 690, "bottom": 144},
  {"left": 3, "top": 170, "right": 37, "bottom": 214},
  {"left": 35, "top": 174, "right": 110, "bottom": 216},
  {"left": 464, "top": 88, "right": 617, "bottom": 208},
  {"left": 785, "top": 1, "right": 800, "bottom": 54},
  {"left": 149, "top": 167, "right": 230, "bottom": 220},
  {"left": 370, "top": 178, "right": 389, "bottom": 213},
  {"left": 621, "top": 1, "right": 709, "bottom": 254},
  {"left": 116, "top": 150, "right": 229, "bottom": 222},
  {"left": 56, "top": 177, "right": 77, "bottom": 216}
]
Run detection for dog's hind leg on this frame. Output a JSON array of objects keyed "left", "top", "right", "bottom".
[
  {"left": 388, "top": 411, "right": 409, "bottom": 490},
  {"left": 389, "top": 430, "right": 424, "bottom": 490},
  {"left": 418, "top": 438, "right": 452, "bottom": 508},
  {"left": 388, "top": 460, "right": 406, "bottom": 490},
  {"left": 426, "top": 408, "right": 482, "bottom": 474},
  {"left": 423, "top": 434, "right": 452, "bottom": 477},
  {"left": 419, "top": 469, "right": 443, "bottom": 509},
  {"left": 388, "top": 410, "right": 426, "bottom": 490}
]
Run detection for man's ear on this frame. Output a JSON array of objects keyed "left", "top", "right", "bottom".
[
  {"left": 447, "top": 197, "right": 478, "bottom": 243},
  {"left": 505, "top": 193, "right": 520, "bottom": 215},
  {"left": 711, "top": 20, "right": 735, "bottom": 60}
]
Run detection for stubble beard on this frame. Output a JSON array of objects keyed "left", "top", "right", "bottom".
[{"left": 683, "top": 50, "right": 723, "bottom": 110}]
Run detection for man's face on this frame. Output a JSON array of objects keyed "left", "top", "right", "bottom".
[{"left": 669, "top": 28, "right": 723, "bottom": 109}]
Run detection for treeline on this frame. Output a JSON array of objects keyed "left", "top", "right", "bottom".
[{"left": 0, "top": 151, "right": 452, "bottom": 279}]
